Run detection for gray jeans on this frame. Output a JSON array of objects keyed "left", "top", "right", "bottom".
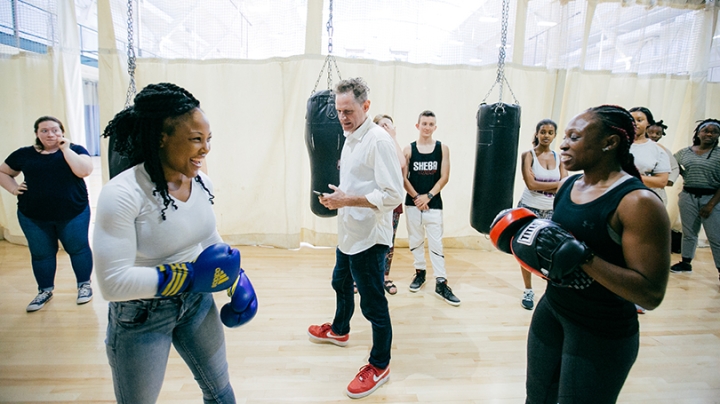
[
  {"left": 678, "top": 190, "right": 720, "bottom": 268},
  {"left": 106, "top": 293, "right": 235, "bottom": 404}
]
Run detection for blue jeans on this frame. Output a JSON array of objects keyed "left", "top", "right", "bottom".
[
  {"left": 106, "top": 293, "right": 235, "bottom": 404},
  {"left": 331, "top": 244, "right": 392, "bottom": 369},
  {"left": 17, "top": 206, "right": 93, "bottom": 291}
]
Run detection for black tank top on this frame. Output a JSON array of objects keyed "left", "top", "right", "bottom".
[
  {"left": 405, "top": 141, "right": 443, "bottom": 209},
  {"left": 546, "top": 173, "right": 648, "bottom": 338}
]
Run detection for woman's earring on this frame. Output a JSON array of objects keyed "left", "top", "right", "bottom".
[{"left": 602, "top": 146, "right": 611, "bottom": 152}]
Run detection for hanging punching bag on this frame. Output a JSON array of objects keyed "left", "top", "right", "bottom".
[
  {"left": 470, "top": 102, "right": 521, "bottom": 234},
  {"left": 107, "top": 134, "right": 135, "bottom": 179},
  {"left": 305, "top": 89, "right": 345, "bottom": 217}
]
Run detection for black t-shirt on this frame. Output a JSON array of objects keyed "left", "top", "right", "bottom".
[
  {"left": 5, "top": 145, "right": 90, "bottom": 221},
  {"left": 546, "top": 174, "right": 647, "bottom": 339},
  {"left": 405, "top": 140, "right": 443, "bottom": 209}
]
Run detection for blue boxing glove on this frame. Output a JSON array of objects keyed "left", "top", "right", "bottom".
[
  {"left": 156, "top": 243, "right": 241, "bottom": 297},
  {"left": 220, "top": 271, "right": 258, "bottom": 328}
]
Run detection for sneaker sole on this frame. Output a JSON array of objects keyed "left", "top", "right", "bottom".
[
  {"left": 434, "top": 291, "right": 461, "bottom": 306},
  {"left": 669, "top": 269, "right": 692, "bottom": 273},
  {"left": 27, "top": 295, "right": 53, "bottom": 312},
  {"left": 346, "top": 374, "right": 389, "bottom": 399},
  {"left": 77, "top": 296, "right": 93, "bottom": 305},
  {"left": 521, "top": 301, "right": 534, "bottom": 310},
  {"left": 408, "top": 285, "right": 423, "bottom": 293},
  {"left": 307, "top": 331, "right": 348, "bottom": 347}
]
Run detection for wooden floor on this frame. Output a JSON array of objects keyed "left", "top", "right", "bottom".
[{"left": 0, "top": 241, "right": 719, "bottom": 403}]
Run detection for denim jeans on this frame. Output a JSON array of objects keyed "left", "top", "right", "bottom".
[
  {"left": 17, "top": 205, "right": 93, "bottom": 291},
  {"left": 331, "top": 244, "right": 392, "bottom": 369},
  {"left": 106, "top": 293, "right": 235, "bottom": 404}
]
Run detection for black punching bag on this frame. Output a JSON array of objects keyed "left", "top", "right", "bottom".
[
  {"left": 305, "top": 89, "right": 345, "bottom": 217},
  {"left": 470, "top": 102, "right": 521, "bottom": 234},
  {"left": 107, "top": 134, "right": 135, "bottom": 179}
]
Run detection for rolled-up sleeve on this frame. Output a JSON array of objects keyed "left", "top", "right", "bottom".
[{"left": 365, "top": 137, "right": 404, "bottom": 212}]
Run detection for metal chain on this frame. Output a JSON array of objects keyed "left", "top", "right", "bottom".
[
  {"left": 311, "top": 0, "right": 342, "bottom": 94},
  {"left": 481, "top": 0, "right": 519, "bottom": 109},
  {"left": 124, "top": 0, "right": 137, "bottom": 107},
  {"left": 326, "top": 0, "right": 333, "bottom": 55},
  {"left": 496, "top": 0, "right": 509, "bottom": 103}
]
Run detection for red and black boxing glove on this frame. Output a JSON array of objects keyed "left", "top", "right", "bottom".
[
  {"left": 489, "top": 208, "right": 537, "bottom": 254},
  {"left": 489, "top": 208, "right": 595, "bottom": 289},
  {"left": 511, "top": 219, "right": 595, "bottom": 288}
]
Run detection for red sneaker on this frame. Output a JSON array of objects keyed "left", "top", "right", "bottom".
[
  {"left": 346, "top": 364, "right": 390, "bottom": 399},
  {"left": 307, "top": 323, "right": 349, "bottom": 347}
]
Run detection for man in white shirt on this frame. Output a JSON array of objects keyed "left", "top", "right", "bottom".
[{"left": 307, "top": 78, "right": 404, "bottom": 399}]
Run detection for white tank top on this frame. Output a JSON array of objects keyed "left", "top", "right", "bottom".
[{"left": 520, "top": 149, "right": 561, "bottom": 210}]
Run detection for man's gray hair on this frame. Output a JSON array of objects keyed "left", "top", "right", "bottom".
[{"left": 334, "top": 77, "right": 369, "bottom": 104}]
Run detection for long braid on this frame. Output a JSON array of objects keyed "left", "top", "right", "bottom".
[
  {"left": 102, "top": 83, "right": 213, "bottom": 220},
  {"left": 589, "top": 105, "right": 642, "bottom": 179}
]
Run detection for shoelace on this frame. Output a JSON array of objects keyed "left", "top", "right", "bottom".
[
  {"left": 356, "top": 365, "right": 376, "bottom": 381},
  {"left": 31, "top": 292, "right": 50, "bottom": 304}
]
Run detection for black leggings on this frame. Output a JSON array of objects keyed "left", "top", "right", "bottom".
[{"left": 526, "top": 297, "right": 639, "bottom": 404}]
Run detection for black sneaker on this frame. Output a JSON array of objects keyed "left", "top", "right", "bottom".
[
  {"left": 409, "top": 270, "right": 426, "bottom": 292},
  {"left": 670, "top": 261, "right": 692, "bottom": 273},
  {"left": 435, "top": 280, "right": 461, "bottom": 306}
]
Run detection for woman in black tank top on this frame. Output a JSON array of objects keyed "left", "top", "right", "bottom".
[{"left": 525, "top": 106, "right": 670, "bottom": 404}]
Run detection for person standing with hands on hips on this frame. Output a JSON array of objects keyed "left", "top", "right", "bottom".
[
  {"left": 0, "top": 116, "right": 94, "bottom": 312},
  {"left": 307, "top": 78, "right": 403, "bottom": 399},
  {"left": 403, "top": 110, "right": 460, "bottom": 306},
  {"left": 94, "top": 83, "right": 257, "bottom": 404}
]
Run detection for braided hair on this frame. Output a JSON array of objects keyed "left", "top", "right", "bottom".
[
  {"left": 102, "top": 83, "right": 214, "bottom": 220},
  {"left": 648, "top": 120, "right": 668, "bottom": 137},
  {"left": 588, "top": 105, "right": 642, "bottom": 179},
  {"left": 691, "top": 118, "right": 720, "bottom": 147}
]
